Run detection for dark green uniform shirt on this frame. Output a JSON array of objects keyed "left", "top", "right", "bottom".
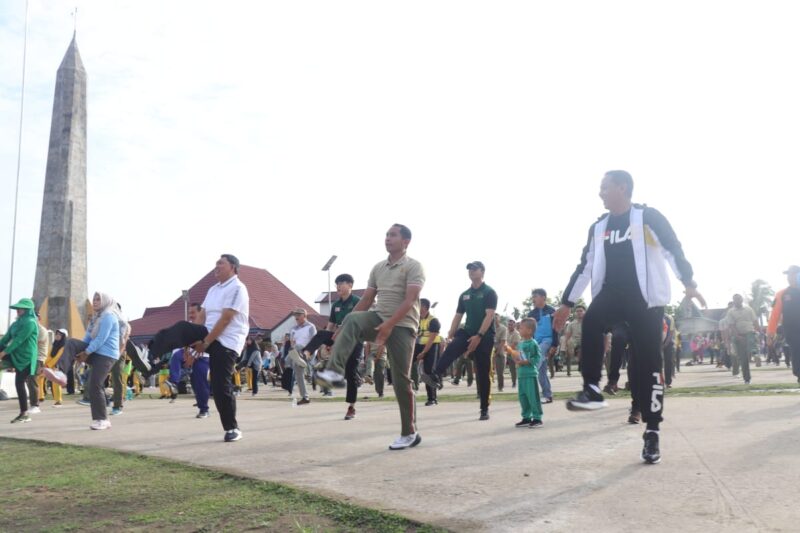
[
  {"left": 456, "top": 283, "right": 498, "bottom": 336},
  {"left": 329, "top": 294, "right": 361, "bottom": 326}
]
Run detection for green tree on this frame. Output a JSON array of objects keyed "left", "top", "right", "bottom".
[{"left": 748, "top": 279, "right": 774, "bottom": 327}]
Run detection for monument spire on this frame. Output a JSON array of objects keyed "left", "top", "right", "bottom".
[{"left": 32, "top": 34, "right": 89, "bottom": 335}]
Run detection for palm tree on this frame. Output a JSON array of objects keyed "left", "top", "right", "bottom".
[{"left": 748, "top": 279, "right": 774, "bottom": 327}]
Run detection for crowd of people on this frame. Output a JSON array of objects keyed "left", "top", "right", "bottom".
[{"left": 2, "top": 171, "right": 798, "bottom": 466}]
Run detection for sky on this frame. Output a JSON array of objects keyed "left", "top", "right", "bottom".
[{"left": 1, "top": 1, "right": 798, "bottom": 331}]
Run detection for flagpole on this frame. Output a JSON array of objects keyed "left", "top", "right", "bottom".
[{"left": 8, "top": 0, "right": 29, "bottom": 329}]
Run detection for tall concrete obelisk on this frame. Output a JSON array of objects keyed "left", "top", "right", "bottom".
[{"left": 32, "top": 33, "right": 89, "bottom": 335}]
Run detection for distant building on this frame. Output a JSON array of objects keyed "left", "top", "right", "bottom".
[{"left": 129, "top": 265, "right": 322, "bottom": 345}]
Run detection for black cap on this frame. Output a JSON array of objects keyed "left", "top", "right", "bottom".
[{"left": 466, "top": 261, "right": 485, "bottom": 271}]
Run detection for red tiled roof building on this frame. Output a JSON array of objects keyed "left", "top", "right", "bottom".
[{"left": 129, "top": 265, "right": 320, "bottom": 343}]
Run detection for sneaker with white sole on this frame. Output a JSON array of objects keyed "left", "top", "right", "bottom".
[
  {"left": 388, "top": 432, "right": 421, "bottom": 450},
  {"left": 641, "top": 430, "right": 661, "bottom": 464},
  {"left": 196, "top": 411, "right": 209, "bottom": 419},
  {"left": 29, "top": 406, "right": 41, "bottom": 414},
  {"left": 77, "top": 399, "right": 91, "bottom": 406},
  {"left": 224, "top": 428, "right": 242, "bottom": 442},
  {"left": 90, "top": 419, "right": 111, "bottom": 430},
  {"left": 566, "top": 386, "right": 608, "bottom": 411},
  {"left": 11, "top": 414, "right": 31, "bottom": 424},
  {"left": 314, "top": 370, "right": 346, "bottom": 389},
  {"left": 111, "top": 408, "right": 123, "bottom": 416}
]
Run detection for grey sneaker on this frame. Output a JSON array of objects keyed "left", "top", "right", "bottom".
[{"left": 388, "top": 433, "right": 421, "bottom": 450}]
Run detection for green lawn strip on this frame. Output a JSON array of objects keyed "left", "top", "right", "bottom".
[{"left": 0, "top": 438, "right": 446, "bottom": 533}]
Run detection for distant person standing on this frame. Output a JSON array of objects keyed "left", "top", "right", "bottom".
[
  {"left": 768, "top": 265, "right": 800, "bottom": 383},
  {"left": 727, "top": 294, "right": 759, "bottom": 384},
  {"left": 553, "top": 170, "right": 705, "bottom": 464},
  {"left": 527, "top": 289, "right": 557, "bottom": 404},
  {"left": 493, "top": 315, "right": 508, "bottom": 393}
]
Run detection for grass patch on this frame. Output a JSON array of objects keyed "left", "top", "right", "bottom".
[{"left": 0, "top": 438, "right": 446, "bottom": 532}]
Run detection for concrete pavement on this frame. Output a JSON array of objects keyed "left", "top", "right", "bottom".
[{"left": 2, "top": 364, "right": 799, "bottom": 532}]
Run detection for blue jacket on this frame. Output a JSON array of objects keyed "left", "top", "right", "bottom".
[
  {"left": 527, "top": 305, "right": 559, "bottom": 346},
  {"left": 83, "top": 312, "right": 120, "bottom": 359}
]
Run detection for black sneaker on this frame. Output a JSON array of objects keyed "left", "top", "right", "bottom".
[
  {"left": 224, "top": 428, "right": 242, "bottom": 442},
  {"left": 529, "top": 419, "right": 543, "bottom": 428},
  {"left": 628, "top": 409, "right": 641, "bottom": 424},
  {"left": 424, "top": 399, "right": 438, "bottom": 406},
  {"left": 515, "top": 418, "right": 531, "bottom": 427},
  {"left": 479, "top": 410, "right": 489, "bottom": 421},
  {"left": 641, "top": 431, "right": 660, "bottom": 464},
  {"left": 566, "top": 386, "right": 608, "bottom": 411}
]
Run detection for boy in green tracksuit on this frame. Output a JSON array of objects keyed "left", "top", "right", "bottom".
[{"left": 507, "top": 317, "right": 543, "bottom": 428}]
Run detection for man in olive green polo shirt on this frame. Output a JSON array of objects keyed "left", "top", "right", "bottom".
[
  {"left": 727, "top": 293, "right": 759, "bottom": 384},
  {"left": 316, "top": 224, "right": 425, "bottom": 450},
  {"left": 423, "top": 261, "right": 497, "bottom": 420}
]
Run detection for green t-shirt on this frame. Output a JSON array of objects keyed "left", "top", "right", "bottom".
[
  {"left": 456, "top": 283, "right": 498, "bottom": 336},
  {"left": 517, "top": 338, "right": 542, "bottom": 376},
  {"left": 329, "top": 294, "right": 361, "bottom": 326}
]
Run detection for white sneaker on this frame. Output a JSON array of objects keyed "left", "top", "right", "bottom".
[
  {"left": 314, "top": 369, "right": 346, "bottom": 389},
  {"left": 389, "top": 432, "right": 422, "bottom": 450},
  {"left": 90, "top": 419, "right": 112, "bottom": 430},
  {"left": 29, "top": 406, "right": 41, "bottom": 414}
]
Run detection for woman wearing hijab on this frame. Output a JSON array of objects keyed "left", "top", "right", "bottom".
[
  {"left": 74, "top": 292, "right": 120, "bottom": 430},
  {"left": 0, "top": 299, "right": 39, "bottom": 423}
]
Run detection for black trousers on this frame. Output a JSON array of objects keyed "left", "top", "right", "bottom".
[
  {"left": 303, "top": 330, "right": 335, "bottom": 354},
  {"left": 148, "top": 321, "right": 209, "bottom": 369},
  {"left": 608, "top": 324, "right": 631, "bottom": 384},
  {"left": 435, "top": 329, "right": 494, "bottom": 412},
  {"left": 15, "top": 367, "right": 31, "bottom": 414},
  {"left": 415, "top": 343, "right": 440, "bottom": 401},
  {"left": 663, "top": 342, "right": 676, "bottom": 386},
  {"left": 787, "top": 337, "right": 800, "bottom": 378},
  {"left": 345, "top": 343, "right": 364, "bottom": 405},
  {"left": 208, "top": 341, "right": 239, "bottom": 431},
  {"left": 582, "top": 287, "right": 664, "bottom": 429}
]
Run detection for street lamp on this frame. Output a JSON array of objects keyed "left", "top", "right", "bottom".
[
  {"left": 321, "top": 255, "right": 338, "bottom": 312},
  {"left": 181, "top": 290, "right": 189, "bottom": 321}
]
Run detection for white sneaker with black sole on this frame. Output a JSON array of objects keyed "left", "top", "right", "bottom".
[
  {"left": 224, "top": 428, "right": 242, "bottom": 442},
  {"left": 566, "top": 385, "right": 608, "bottom": 411},
  {"left": 388, "top": 432, "right": 421, "bottom": 450}
]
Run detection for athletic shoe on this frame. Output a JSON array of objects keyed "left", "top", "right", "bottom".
[
  {"left": 344, "top": 406, "right": 356, "bottom": 420},
  {"left": 744, "top": 380, "right": 751, "bottom": 385},
  {"left": 628, "top": 409, "right": 641, "bottom": 424},
  {"left": 388, "top": 432, "right": 421, "bottom": 450},
  {"left": 424, "top": 399, "right": 438, "bottom": 406},
  {"left": 297, "top": 398, "right": 310, "bottom": 405},
  {"left": 169, "top": 395, "right": 177, "bottom": 403},
  {"left": 196, "top": 411, "right": 209, "bottom": 419},
  {"left": 529, "top": 419, "right": 543, "bottom": 428},
  {"left": 451, "top": 378, "right": 460, "bottom": 386},
  {"left": 29, "top": 406, "right": 41, "bottom": 414},
  {"left": 224, "top": 428, "right": 242, "bottom": 442},
  {"left": 111, "top": 408, "right": 123, "bottom": 416},
  {"left": 479, "top": 410, "right": 490, "bottom": 421},
  {"left": 566, "top": 386, "right": 608, "bottom": 411},
  {"left": 11, "top": 414, "right": 31, "bottom": 423},
  {"left": 90, "top": 419, "right": 111, "bottom": 430},
  {"left": 542, "top": 398, "right": 553, "bottom": 404},
  {"left": 515, "top": 418, "right": 532, "bottom": 427},
  {"left": 314, "top": 370, "right": 346, "bottom": 389},
  {"left": 602, "top": 382, "right": 618, "bottom": 395},
  {"left": 77, "top": 399, "right": 91, "bottom": 406},
  {"left": 323, "top": 390, "right": 334, "bottom": 397},
  {"left": 641, "top": 431, "right": 661, "bottom": 464},
  {"left": 52, "top": 402, "right": 62, "bottom": 408}
]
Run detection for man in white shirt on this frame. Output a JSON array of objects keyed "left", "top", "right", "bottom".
[
  {"left": 289, "top": 308, "right": 316, "bottom": 404},
  {"left": 191, "top": 254, "right": 250, "bottom": 442}
]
